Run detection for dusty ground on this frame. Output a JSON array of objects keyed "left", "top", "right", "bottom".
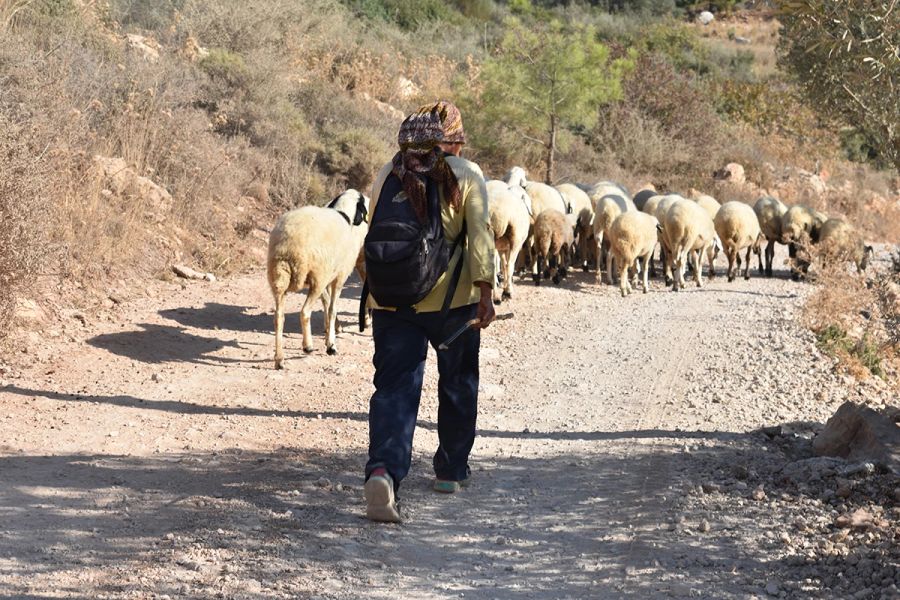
[{"left": 0, "top": 246, "right": 897, "bottom": 599}]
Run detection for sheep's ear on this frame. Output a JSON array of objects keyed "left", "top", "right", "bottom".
[
  {"left": 353, "top": 195, "right": 368, "bottom": 226},
  {"left": 865, "top": 245, "right": 874, "bottom": 255},
  {"left": 656, "top": 223, "right": 663, "bottom": 233},
  {"left": 326, "top": 194, "right": 341, "bottom": 209}
]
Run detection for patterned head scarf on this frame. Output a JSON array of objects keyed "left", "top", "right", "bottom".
[{"left": 391, "top": 101, "right": 463, "bottom": 222}]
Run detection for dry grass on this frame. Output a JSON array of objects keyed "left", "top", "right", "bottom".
[{"left": 803, "top": 254, "right": 900, "bottom": 384}]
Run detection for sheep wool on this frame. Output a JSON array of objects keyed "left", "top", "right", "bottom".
[{"left": 267, "top": 190, "right": 370, "bottom": 368}]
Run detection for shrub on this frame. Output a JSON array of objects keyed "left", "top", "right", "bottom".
[{"left": 0, "top": 118, "right": 50, "bottom": 339}]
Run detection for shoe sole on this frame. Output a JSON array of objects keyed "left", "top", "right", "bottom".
[
  {"left": 433, "top": 478, "right": 469, "bottom": 493},
  {"left": 365, "top": 476, "right": 401, "bottom": 523}
]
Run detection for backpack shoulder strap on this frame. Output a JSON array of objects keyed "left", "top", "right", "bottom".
[{"left": 439, "top": 218, "right": 467, "bottom": 319}]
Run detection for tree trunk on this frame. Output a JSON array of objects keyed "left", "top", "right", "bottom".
[{"left": 544, "top": 114, "right": 557, "bottom": 184}]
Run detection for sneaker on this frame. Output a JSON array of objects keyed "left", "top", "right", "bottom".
[
  {"left": 365, "top": 468, "right": 401, "bottom": 523},
  {"left": 433, "top": 476, "right": 470, "bottom": 494}
]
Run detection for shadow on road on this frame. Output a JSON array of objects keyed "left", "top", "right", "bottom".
[{"left": 0, "top": 440, "right": 781, "bottom": 598}]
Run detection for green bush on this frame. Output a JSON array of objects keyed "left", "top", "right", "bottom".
[
  {"left": 199, "top": 48, "right": 248, "bottom": 89},
  {"left": 341, "top": 0, "right": 458, "bottom": 29},
  {"left": 816, "top": 325, "right": 885, "bottom": 379}
]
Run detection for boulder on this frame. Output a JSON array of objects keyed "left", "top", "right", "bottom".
[
  {"left": 713, "top": 162, "right": 745, "bottom": 185},
  {"left": 125, "top": 34, "right": 160, "bottom": 62},
  {"left": 93, "top": 156, "right": 172, "bottom": 217},
  {"left": 13, "top": 298, "right": 45, "bottom": 325},
  {"left": 813, "top": 401, "right": 900, "bottom": 475},
  {"left": 697, "top": 11, "right": 714, "bottom": 25}
]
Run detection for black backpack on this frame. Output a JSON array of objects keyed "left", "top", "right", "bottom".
[{"left": 359, "top": 171, "right": 465, "bottom": 330}]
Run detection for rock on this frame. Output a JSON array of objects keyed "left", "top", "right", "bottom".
[
  {"left": 699, "top": 519, "right": 710, "bottom": 533},
  {"left": 395, "top": 76, "right": 421, "bottom": 100},
  {"left": 315, "top": 477, "right": 331, "bottom": 488},
  {"left": 125, "top": 34, "right": 160, "bottom": 62},
  {"left": 835, "top": 508, "right": 874, "bottom": 530},
  {"left": 714, "top": 162, "right": 745, "bottom": 185},
  {"left": 93, "top": 156, "right": 172, "bottom": 216},
  {"left": 359, "top": 92, "right": 405, "bottom": 122},
  {"left": 182, "top": 35, "right": 209, "bottom": 61},
  {"left": 765, "top": 579, "right": 780, "bottom": 596},
  {"left": 697, "top": 10, "right": 714, "bottom": 25},
  {"left": 172, "top": 265, "right": 216, "bottom": 282},
  {"left": 813, "top": 402, "right": 900, "bottom": 475},
  {"left": 781, "top": 457, "right": 846, "bottom": 482},
  {"left": 13, "top": 298, "right": 45, "bottom": 325}
]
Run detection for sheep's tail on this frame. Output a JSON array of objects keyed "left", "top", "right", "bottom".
[{"left": 268, "top": 257, "right": 304, "bottom": 297}]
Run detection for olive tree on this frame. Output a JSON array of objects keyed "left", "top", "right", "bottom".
[{"left": 778, "top": 0, "right": 900, "bottom": 172}]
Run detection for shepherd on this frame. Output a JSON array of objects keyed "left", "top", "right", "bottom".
[{"left": 360, "top": 101, "right": 496, "bottom": 522}]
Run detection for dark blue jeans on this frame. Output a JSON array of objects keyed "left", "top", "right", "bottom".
[{"left": 365, "top": 304, "right": 480, "bottom": 490}]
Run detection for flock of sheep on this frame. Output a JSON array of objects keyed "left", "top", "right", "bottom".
[{"left": 265, "top": 167, "right": 872, "bottom": 366}]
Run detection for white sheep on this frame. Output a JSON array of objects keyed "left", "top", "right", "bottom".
[
  {"left": 654, "top": 194, "right": 684, "bottom": 284},
  {"left": 663, "top": 198, "right": 716, "bottom": 291},
  {"left": 556, "top": 183, "right": 594, "bottom": 271},
  {"left": 816, "top": 218, "right": 874, "bottom": 273},
  {"left": 267, "top": 190, "right": 370, "bottom": 368},
  {"left": 487, "top": 179, "right": 532, "bottom": 303},
  {"left": 532, "top": 209, "right": 573, "bottom": 285},
  {"left": 608, "top": 211, "right": 659, "bottom": 297},
  {"left": 592, "top": 193, "right": 635, "bottom": 284},
  {"left": 713, "top": 201, "right": 762, "bottom": 282},
  {"left": 504, "top": 166, "right": 529, "bottom": 190},
  {"left": 689, "top": 190, "right": 723, "bottom": 278},
  {"left": 753, "top": 196, "right": 788, "bottom": 277}
]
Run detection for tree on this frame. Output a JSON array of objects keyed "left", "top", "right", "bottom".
[
  {"left": 477, "top": 18, "right": 633, "bottom": 183},
  {"left": 778, "top": 1, "right": 900, "bottom": 172}
]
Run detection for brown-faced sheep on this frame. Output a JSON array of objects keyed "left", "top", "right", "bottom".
[
  {"left": 592, "top": 193, "right": 635, "bottom": 284},
  {"left": 532, "top": 209, "right": 573, "bottom": 285},
  {"left": 781, "top": 205, "right": 828, "bottom": 280},
  {"left": 268, "top": 190, "right": 369, "bottom": 368}
]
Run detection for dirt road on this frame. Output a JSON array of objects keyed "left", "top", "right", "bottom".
[{"left": 0, "top": 248, "right": 895, "bottom": 599}]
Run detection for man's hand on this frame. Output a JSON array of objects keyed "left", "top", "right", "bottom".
[{"left": 474, "top": 282, "right": 496, "bottom": 329}]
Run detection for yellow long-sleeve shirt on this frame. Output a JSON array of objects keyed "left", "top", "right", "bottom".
[{"left": 368, "top": 155, "right": 496, "bottom": 312}]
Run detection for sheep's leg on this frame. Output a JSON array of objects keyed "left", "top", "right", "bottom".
[
  {"left": 743, "top": 245, "right": 752, "bottom": 280},
  {"left": 641, "top": 251, "right": 651, "bottom": 293},
  {"left": 765, "top": 239, "right": 775, "bottom": 277},
  {"left": 618, "top": 257, "right": 629, "bottom": 297},
  {"left": 757, "top": 240, "right": 766, "bottom": 274},
  {"left": 693, "top": 249, "right": 703, "bottom": 287},
  {"left": 505, "top": 243, "right": 521, "bottom": 300},
  {"left": 273, "top": 291, "right": 287, "bottom": 370},
  {"left": 595, "top": 232, "right": 604, "bottom": 284},
  {"left": 605, "top": 248, "right": 615, "bottom": 285},
  {"left": 533, "top": 253, "right": 543, "bottom": 286},
  {"left": 551, "top": 252, "right": 561, "bottom": 285},
  {"left": 320, "top": 289, "right": 343, "bottom": 334},
  {"left": 707, "top": 246, "right": 716, "bottom": 279},
  {"left": 300, "top": 280, "right": 324, "bottom": 353},
  {"left": 324, "top": 280, "right": 339, "bottom": 355}
]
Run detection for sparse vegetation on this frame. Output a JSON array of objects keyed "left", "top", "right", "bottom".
[{"left": 0, "top": 0, "right": 897, "bottom": 342}]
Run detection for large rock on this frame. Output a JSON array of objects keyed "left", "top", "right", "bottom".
[
  {"left": 713, "top": 162, "right": 745, "bottom": 185},
  {"left": 697, "top": 10, "right": 715, "bottom": 25},
  {"left": 813, "top": 402, "right": 900, "bottom": 475},
  {"left": 94, "top": 156, "right": 172, "bottom": 218},
  {"left": 125, "top": 34, "right": 160, "bottom": 62}
]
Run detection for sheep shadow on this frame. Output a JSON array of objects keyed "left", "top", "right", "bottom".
[
  {"left": 159, "top": 303, "right": 362, "bottom": 338},
  {"left": 87, "top": 323, "right": 251, "bottom": 365}
]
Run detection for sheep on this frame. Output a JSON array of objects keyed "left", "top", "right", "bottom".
[
  {"left": 654, "top": 194, "right": 684, "bottom": 284},
  {"left": 753, "top": 196, "right": 788, "bottom": 277},
  {"left": 504, "top": 166, "right": 528, "bottom": 190},
  {"left": 487, "top": 180, "right": 532, "bottom": 303},
  {"left": 689, "top": 190, "right": 723, "bottom": 278},
  {"left": 526, "top": 181, "right": 569, "bottom": 216},
  {"left": 632, "top": 188, "right": 658, "bottom": 211},
  {"left": 713, "top": 201, "right": 762, "bottom": 282},
  {"left": 592, "top": 193, "right": 635, "bottom": 284},
  {"left": 532, "top": 209, "right": 573, "bottom": 285},
  {"left": 662, "top": 198, "right": 716, "bottom": 291},
  {"left": 607, "top": 211, "right": 659, "bottom": 297},
  {"left": 780, "top": 205, "right": 828, "bottom": 280},
  {"left": 586, "top": 180, "right": 630, "bottom": 202},
  {"left": 268, "top": 190, "right": 369, "bottom": 368},
  {"left": 556, "top": 183, "right": 594, "bottom": 271},
  {"left": 816, "top": 218, "right": 874, "bottom": 273}
]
